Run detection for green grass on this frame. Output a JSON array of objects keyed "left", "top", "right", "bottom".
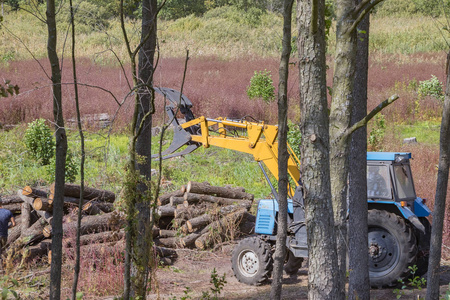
[
  {"left": 394, "top": 121, "right": 441, "bottom": 145},
  {"left": 0, "top": 125, "right": 272, "bottom": 199},
  {"left": 0, "top": 6, "right": 448, "bottom": 64}
]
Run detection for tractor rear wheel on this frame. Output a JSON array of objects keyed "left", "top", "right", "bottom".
[
  {"left": 231, "top": 236, "right": 273, "bottom": 285},
  {"left": 368, "top": 209, "right": 417, "bottom": 288}
]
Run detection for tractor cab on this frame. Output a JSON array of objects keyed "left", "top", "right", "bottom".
[{"left": 366, "top": 152, "right": 431, "bottom": 222}]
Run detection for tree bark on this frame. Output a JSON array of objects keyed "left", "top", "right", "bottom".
[
  {"left": 348, "top": 5, "right": 370, "bottom": 299},
  {"left": 297, "top": 0, "right": 342, "bottom": 298},
  {"left": 22, "top": 186, "right": 49, "bottom": 198},
  {"left": 64, "top": 230, "right": 125, "bottom": 248},
  {"left": 157, "top": 205, "right": 175, "bottom": 217},
  {"left": 157, "top": 189, "right": 185, "bottom": 206},
  {"left": 271, "top": 1, "right": 293, "bottom": 298},
  {"left": 183, "top": 193, "right": 252, "bottom": 207},
  {"left": 82, "top": 201, "right": 114, "bottom": 215},
  {"left": 21, "top": 203, "right": 32, "bottom": 235},
  {"left": 186, "top": 181, "right": 254, "bottom": 200},
  {"left": 18, "top": 193, "right": 53, "bottom": 224},
  {"left": 426, "top": 51, "right": 450, "bottom": 300},
  {"left": 49, "top": 183, "right": 115, "bottom": 203}
]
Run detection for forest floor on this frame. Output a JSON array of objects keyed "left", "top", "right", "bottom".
[{"left": 100, "top": 243, "right": 450, "bottom": 300}]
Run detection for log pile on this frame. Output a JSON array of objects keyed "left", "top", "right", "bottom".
[
  {"left": 153, "top": 181, "right": 256, "bottom": 250},
  {"left": 0, "top": 181, "right": 255, "bottom": 265},
  {"left": 1, "top": 184, "right": 176, "bottom": 265}
]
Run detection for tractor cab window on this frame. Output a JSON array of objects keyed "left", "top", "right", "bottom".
[
  {"left": 367, "top": 165, "right": 391, "bottom": 199},
  {"left": 393, "top": 164, "right": 416, "bottom": 199}
]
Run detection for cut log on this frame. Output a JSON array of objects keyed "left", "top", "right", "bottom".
[
  {"left": 183, "top": 193, "right": 252, "bottom": 208},
  {"left": 6, "top": 221, "right": 22, "bottom": 247},
  {"left": 48, "top": 196, "right": 81, "bottom": 207},
  {"left": 157, "top": 189, "right": 185, "bottom": 206},
  {"left": 43, "top": 225, "right": 52, "bottom": 238},
  {"left": 169, "top": 196, "right": 185, "bottom": 206},
  {"left": 195, "top": 208, "right": 247, "bottom": 250},
  {"left": 49, "top": 183, "right": 115, "bottom": 203},
  {"left": 159, "top": 229, "right": 177, "bottom": 238},
  {"left": 17, "top": 192, "right": 53, "bottom": 225},
  {"left": 21, "top": 219, "right": 46, "bottom": 246},
  {"left": 0, "top": 195, "right": 23, "bottom": 205},
  {"left": 186, "top": 214, "right": 215, "bottom": 233},
  {"left": 173, "top": 204, "right": 211, "bottom": 220},
  {"left": 185, "top": 204, "right": 249, "bottom": 233},
  {"left": 22, "top": 244, "right": 49, "bottom": 263},
  {"left": 33, "top": 197, "right": 53, "bottom": 212},
  {"left": 155, "top": 237, "right": 181, "bottom": 248},
  {"left": 171, "top": 218, "right": 185, "bottom": 229},
  {"left": 21, "top": 203, "right": 32, "bottom": 234},
  {"left": 64, "top": 230, "right": 125, "bottom": 248},
  {"left": 46, "top": 212, "right": 122, "bottom": 237},
  {"left": 180, "top": 232, "right": 201, "bottom": 248},
  {"left": 157, "top": 205, "right": 175, "bottom": 217},
  {"left": 186, "top": 181, "right": 254, "bottom": 200},
  {"left": 82, "top": 201, "right": 114, "bottom": 215},
  {"left": 2, "top": 203, "right": 22, "bottom": 214},
  {"left": 22, "top": 186, "right": 48, "bottom": 198},
  {"left": 153, "top": 246, "right": 177, "bottom": 258}
]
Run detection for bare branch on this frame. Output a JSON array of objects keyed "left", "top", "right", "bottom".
[
  {"left": 347, "top": 94, "right": 399, "bottom": 135},
  {"left": 350, "top": 0, "right": 384, "bottom": 33}
]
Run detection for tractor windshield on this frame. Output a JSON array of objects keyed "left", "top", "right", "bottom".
[
  {"left": 367, "top": 165, "right": 392, "bottom": 199},
  {"left": 393, "top": 164, "right": 416, "bottom": 199}
]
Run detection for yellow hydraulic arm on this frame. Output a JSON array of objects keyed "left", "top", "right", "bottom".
[{"left": 180, "top": 116, "right": 301, "bottom": 196}]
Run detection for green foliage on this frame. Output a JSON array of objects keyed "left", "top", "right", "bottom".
[
  {"left": 418, "top": 75, "right": 444, "bottom": 102},
  {"left": 368, "top": 114, "right": 386, "bottom": 151},
  {"left": 0, "top": 275, "right": 19, "bottom": 300},
  {"left": 203, "top": 5, "right": 265, "bottom": 27},
  {"left": 393, "top": 265, "right": 426, "bottom": 299},
  {"left": 287, "top": 120, "right": 301, "bottom": 159},
  {"left": 412, "top": 0, "right": 450, "bottom": 16},
  {"left": 45, "top": 148, "right": 79, "bottom": 183},
  {"left": 24, "top": 118, "right": 55, "bottom": 165},
  {"left": 246, "top": 69, "right": 275, "bottom": 103},
  {"left": 158, "top": 0, "right": 206, "bottom": 20},
  {"left": 169, "top": 268, "right": 226, "bottom": 300},
  {"left": 0, "top": 80, "right": 19, "bottom": 98},
  {"left": 442, "top": 283, "right": 450, "bottom": 300}
]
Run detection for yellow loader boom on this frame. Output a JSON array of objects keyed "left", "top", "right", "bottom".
[{"left": 153, "top": 87, "right": 301, "bottom": 196}]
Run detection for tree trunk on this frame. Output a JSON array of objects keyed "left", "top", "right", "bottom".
[
  {"left": 348, "top": 6, "right": 370, "bottom": 300},
  {"left": 186, "top": 181, "right": 254, "bottom": 200},
  {"left": 157, "top": 205, "right": 175, "bottom": 217},
  {"left": 271, "top": 1, "right": 293, "bottom": 298},
  {"left": 296, "top": 0, "right": 342, "bottom": 298},
  {"left": 82, "top": 201, "right": 114, "bottom": 215},
  {"left": 18, "top": 193, "right": 53, "bottom": 224},
  {"left": 64, "top": 230, "right": 125, "bottom": 248},
  {"left": 426, "top": 51, "right": 450, "bottom": 300}
]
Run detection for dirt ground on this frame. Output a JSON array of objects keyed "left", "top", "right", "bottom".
[{"left": 103, "top": 243, "right": 450, "bottom": 300}]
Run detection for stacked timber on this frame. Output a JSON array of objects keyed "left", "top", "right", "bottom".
[
  {"left": 2, "top": 184, "right": 176, "bottom": 265},
  {"left": 154, "top": 181, "right": 256, "bottom": 250}
]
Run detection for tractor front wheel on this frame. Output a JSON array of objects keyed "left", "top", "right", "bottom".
[
  {"left": 231, "top": 236, "right": 273, "bottom": 285},
  {"left": 368, "top": 209, "right": 417, "bottom": 288}
]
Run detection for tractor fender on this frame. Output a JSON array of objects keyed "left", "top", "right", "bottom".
[{"left": 368, "top": 199, "right": 430, "bottom": 233}]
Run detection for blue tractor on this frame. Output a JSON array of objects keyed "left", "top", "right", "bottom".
[
  {"left": 152, "top": 88, "right": 432, "bottom": 288},
  {"left": 231, "top": 152, "right": 431, "bottom": 287}
]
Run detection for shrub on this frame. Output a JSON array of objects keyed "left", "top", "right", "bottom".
[
  {"left": 368, "top": 114, "right": 386, "bottom": 151},
  {"left": 418, "top": 75, "right": 444, "bottom": 102},
  {"left": 46, "top": 149, "right": 79, "bottom": 183},
  {"left": 24, "top": 118, "right": 55, "bottom": 166},
  {"left": 287, "top": 120, "right": 301, "bottom": 159},
  {"left": 246, "top": 69, "right": 275, "bottom": 103}
]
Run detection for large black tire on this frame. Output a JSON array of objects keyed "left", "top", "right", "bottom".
[
  {"left": 284, "top": 250, "right": 304, "bottom": 275},
  {"left": 231, "top": 236, "right": 273, "bottom": 285},
  {"left": 368, "top": 209, "right": 417, "bottom": 288},
  {"left": 415, "top": 217, "right": 431, "bottom": 277}
]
